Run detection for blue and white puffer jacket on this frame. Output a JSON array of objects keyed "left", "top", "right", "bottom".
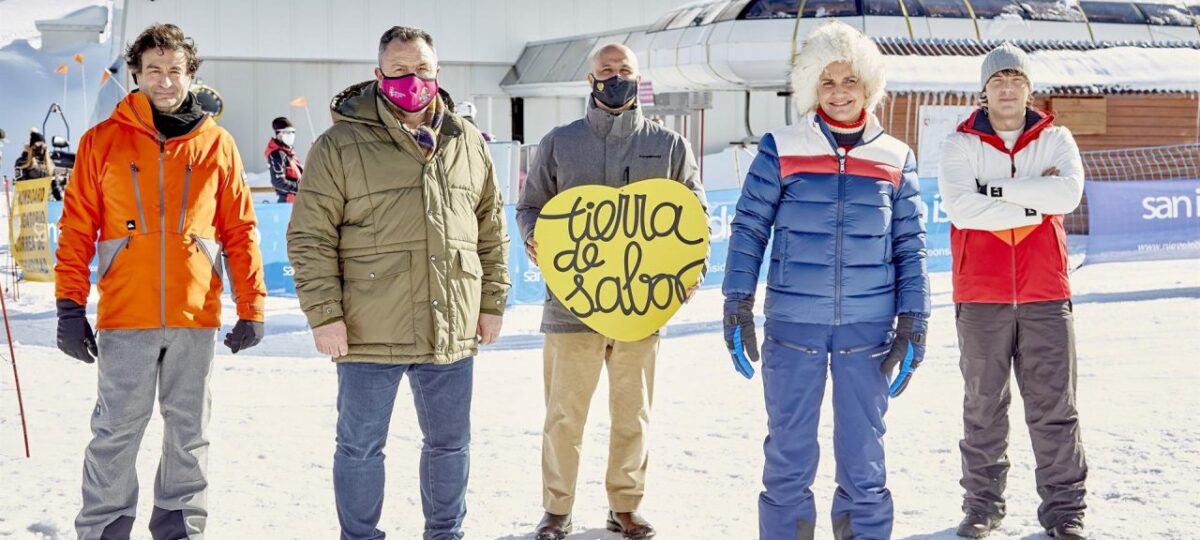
[{"left": 722, "top": 112, "right": 930, "bottom": 325}]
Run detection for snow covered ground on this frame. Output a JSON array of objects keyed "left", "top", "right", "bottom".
[{"left": 1, "top": 240, "right": 1198, "bottom": 539}]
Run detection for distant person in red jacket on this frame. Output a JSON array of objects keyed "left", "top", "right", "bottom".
[
  {"left": 266, "top": 116, "right": 302, "bottom": 202},
  {"left": 938, "top": 43, "right": 1087, "bottom": 540}
]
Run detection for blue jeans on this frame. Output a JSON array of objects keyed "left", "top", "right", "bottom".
[{"left": 333, "top": 359, "right": 474, "bottom": 540}]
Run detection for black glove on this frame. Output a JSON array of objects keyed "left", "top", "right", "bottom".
[
  {"left": 723, "top": 297, "right": 759, "bottom": 379},
  {"left": 881, "top": 314, "right": 927, "bottom": 397},
  {"left": 224, "top": 319, "right": 264, "bottom": 354},
  {"left": 56, "top": 299, "right": 97, "bottom": 363}
]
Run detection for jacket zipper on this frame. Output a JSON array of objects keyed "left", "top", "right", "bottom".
[
  {"left": 834, "top": 148, "right": 847, "bottom": 325},
  {"left": 766, "top": 335, "right": 819, "bottom": 355},
  {"left": 177, "top": 163, "right": 192, "bottom": 233},
  {"left": 159, "top": 137, "right": 167, "bottom": 329},
  {"left": 437, "top": 154, "right": 455, "bottom": 348},
  {"left": 128, "top": 163, "right": 148, "bottom": 233},
  {"left": 839, "top": 340, "right": 891, "bottom": 356},
  {"left": 1009, "top": 153, "right": 1018, "bottom": 308}
]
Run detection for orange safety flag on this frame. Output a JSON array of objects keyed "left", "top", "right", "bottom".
[
  {"left": 73, "top": 53, "right": 85, "bottom": 64},
  {"left": 100, "top": 70, "right": 111, "bottom": 86},
  {"left": 289, "top": 96, "right": 307, "bottom": 107},
  {"left": 56, "top": 64, "right": 69, "bottom": 74}
]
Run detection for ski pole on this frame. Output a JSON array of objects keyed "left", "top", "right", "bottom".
[{"left": 0, "top": 273, "right": 31, "bottom": 458}]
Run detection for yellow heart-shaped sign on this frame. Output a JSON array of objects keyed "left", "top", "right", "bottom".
[{"left": 535, "top": 179, "right": 709, "bottom": 342}]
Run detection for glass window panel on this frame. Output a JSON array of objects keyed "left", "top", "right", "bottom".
[
  {"left": 1136, "top": 2, "right": 1194, "bottom": 26},
  {"left": 802, "top": 0, "right": 863, "bottom": 16},
  {"left": 718, "top": 0, "right": 754, "bottom": 21},
  {"left": 742, "top": 0, "right": 801, "bottom": 19},
  {"left": 918, "top": 0, "right": 971, "bottom": 18},
  {"left": 1080, "top": 1, "right": 1147, "bottom": 23},
  {"left": 968, "top": 0, "right": 1025, "bottom": 19},
  {"left": 1018, "top": 0, "right": 1085, "bottom": 21}
]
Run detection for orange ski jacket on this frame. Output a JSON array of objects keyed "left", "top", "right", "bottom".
[{"left": 55, "top": 91, "right": 266, "bottom": 329}]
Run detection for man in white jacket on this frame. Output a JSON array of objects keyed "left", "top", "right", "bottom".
[{"left": 938, "top": 43, "right": 1088, "bottom": 540}]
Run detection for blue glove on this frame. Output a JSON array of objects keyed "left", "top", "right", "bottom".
[
  {"left": 723, "top": 297, "right": 759, "bottom": 379},
  {"left": 881, "top": 314, "right": 927, "bottom": 397}
]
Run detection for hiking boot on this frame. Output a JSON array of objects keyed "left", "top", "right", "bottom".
[
  {"left": 956, "top": 511, "right": 1003, "bottom": 538},
  {"left": 606, "top": 511, "right": 656, "bottom": 539},
  {"left": 534, "top": 512, "right": 571, "bottom": 540},
  {"left": 1047, "top": 517, "right": 1086, "bottom": 540}
]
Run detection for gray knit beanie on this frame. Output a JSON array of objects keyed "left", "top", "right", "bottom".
[{"left": 980, "top": 43, "right": 1032, "bottom": 89}]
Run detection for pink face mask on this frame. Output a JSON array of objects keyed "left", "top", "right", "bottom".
[{"left": 379, "top": 73, "right": 438, "bottom": 113}]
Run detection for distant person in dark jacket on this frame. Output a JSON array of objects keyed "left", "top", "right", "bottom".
[
  {"left": 15, "top": 129, "right": 54, "bottom": 181},
  {"left": 265, "top": 116, "right": 302, "bottom": 202}
]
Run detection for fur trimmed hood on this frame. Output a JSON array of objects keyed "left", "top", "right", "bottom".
[{"left": 789, "top": 21, "right": 887, "bottom": 118}]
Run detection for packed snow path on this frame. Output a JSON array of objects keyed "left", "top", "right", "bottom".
[{"left": 1, "top": 258, "right": 1198, "bottom": 539}]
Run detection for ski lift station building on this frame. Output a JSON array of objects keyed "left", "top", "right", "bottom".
[{"left": 22, "top": 0, "right": 1200, "bottom": 188}]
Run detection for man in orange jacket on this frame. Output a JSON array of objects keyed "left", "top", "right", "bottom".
[{"left": 54, "top": 24, "right": 266, "bottom": 540}]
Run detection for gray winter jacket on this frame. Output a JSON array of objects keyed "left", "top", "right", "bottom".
[{"left": 516, "top": 101, "right": 707, "bottom": 334}]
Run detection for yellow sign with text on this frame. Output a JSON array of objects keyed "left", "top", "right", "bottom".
[
  {"left": 535, "top": 179, "right": 709, "bottom": 342},
  {"left": 9, "top": 177, "right": 55, "bottom": 282}
]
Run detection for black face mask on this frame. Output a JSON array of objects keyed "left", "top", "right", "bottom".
[{"left": 591, "top": 75, "right": 638, "bottom": 110}]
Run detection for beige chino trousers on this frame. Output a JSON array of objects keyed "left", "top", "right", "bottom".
[{"left": 541, "top": 332, "right": 660, "bottom": 514}]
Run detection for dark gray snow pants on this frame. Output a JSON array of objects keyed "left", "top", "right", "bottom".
[{"left": 956, "top": 300, "right": 1087, "bottom": 530}]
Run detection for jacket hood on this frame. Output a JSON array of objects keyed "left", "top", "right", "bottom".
[
  {"left": 330, "top": 80, "right": 385, "bottom": 126},
  {"left": 108, "top": 90, "right": 214, "bottom": 141}
]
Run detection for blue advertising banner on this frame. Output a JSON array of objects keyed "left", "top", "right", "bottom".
[
  {"left": 42, "top": 177, "right": 957, "bottom": 304},
  {"left": 918, "top": 177, "right": 952, "bottom": 272},
  {"left": 1084, "top": 179, "right": 1200, "bottom": 264}
]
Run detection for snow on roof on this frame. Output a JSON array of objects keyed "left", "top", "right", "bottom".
[
  {"left": 0, "top": 0, "right": 108, "bottom": 50},
  {"left": 885, "top": 45, "right": 1200, "bottom": 94}
]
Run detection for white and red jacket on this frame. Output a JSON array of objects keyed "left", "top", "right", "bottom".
[{"left": 938, "top": 108, "right": 1084, "bottom": 304}]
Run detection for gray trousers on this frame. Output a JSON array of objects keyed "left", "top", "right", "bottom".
[
  {"left": 956, "top": 301, "right": 1087, "bottom": 529},
  {"left": 75, "top": 329, "right": 216, "bottom": 540}
]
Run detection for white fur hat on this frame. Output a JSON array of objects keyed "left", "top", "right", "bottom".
[{"left": 789, "top": 21, "right": 887, "bottom": 117}]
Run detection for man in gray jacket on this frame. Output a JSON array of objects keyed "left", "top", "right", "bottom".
[{"left": 516, "top": 43, "right": 707, "bottom": 540}]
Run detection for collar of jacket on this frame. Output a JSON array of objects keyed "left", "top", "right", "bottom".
[
  {"left": 585, "top": 98, "right": 644, "bottom": 139},
  {"left": 958, "top": 107, "right": 1055, "bottom": 155},
  {"left": 803, "top": 110, "right": 885, "bottom": 152},
  {"left": 110, "top": 90, "right": 213, "bottom": 143},
  {"left": 264, "top": 137, "right": 295, "bottom": 159},
  {"left": 329, "top": 80, "right": 464, "bottom": 160}
]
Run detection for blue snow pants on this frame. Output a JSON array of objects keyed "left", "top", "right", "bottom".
[{"left": 759, "top": 319, "right": 894, "bottom": 540}]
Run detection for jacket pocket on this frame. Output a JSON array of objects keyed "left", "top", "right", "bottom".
[
  {"left": 839, "top": 339, "right": 892, "bottom": 358},
  {"left": 884, "top": 234, "right": 895, "bottom": 286},
  {"left": 97, "top": 236, "right": 131, "bottom": 279},
  {"left": 765, "top": 335, "right": 819, "bottom": 355},
  {"left": 191, "top": 235, "right": 224, "bottom": 281},
  {"left": 767, "top": 231, "right": 787, "bottom": 288},
  {"left": 342, "top": 252, "right": 415, "bottom": 345},
  {"left": 453, "top": 250, "right": 484, "bottom": 342}
]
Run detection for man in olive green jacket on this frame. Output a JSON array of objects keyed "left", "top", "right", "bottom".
[{"left": 286, "top": 26, "right": 509, "bottom": 540}]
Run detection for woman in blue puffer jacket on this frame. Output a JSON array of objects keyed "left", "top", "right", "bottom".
[{"left": 721, "top": 21, "right": 931, "bottom": 540}]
